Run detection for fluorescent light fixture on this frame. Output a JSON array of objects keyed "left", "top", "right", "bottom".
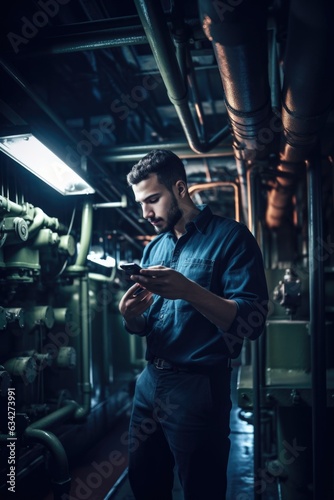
[
  {"left": 87, "top": 253, "right": 116, "bottom": 268},
  {"left": 0, "top": 133, "right": 95, "bottom": 195},
  {"left": 86, "top": 246, "right": 115, "bottom": 268}
]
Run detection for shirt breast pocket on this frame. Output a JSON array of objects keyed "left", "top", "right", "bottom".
[{"left": 175, "top": 258, "right": 214, "bottom": 309}]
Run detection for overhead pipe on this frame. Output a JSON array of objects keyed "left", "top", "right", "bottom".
[
  {"left": 173, "top": 21, "right": 207, "bottom": 143},
  {"left": 31, "top": 30, "right": 145, "bottom": 56},
  {"left": 198, "top": 0, "right": 273, "bottom": 222},
  {"left": 16, "top": 29, "right": 147, "bottom": 57},
  {"left": 133, "top": 0, "right": 231, "bottom": 154},
  {"left": 6, "top": 16, "right": 147, "bottom": 57},
  {"left": 188, "top": 181, "right": 240, "bottom": 222},
  {"left": 198, "top": 0, "right": 272, "bottom": 160},
  {"left": 266, "top": 0, "right": 334, "bottom": 228},
  {"left": 99, "top": 142, "right": 233, "bottom": 162}
]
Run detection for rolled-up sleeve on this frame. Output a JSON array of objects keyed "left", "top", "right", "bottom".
[{"left": 221, "top": 224, "right": 269, "bottom": 341}]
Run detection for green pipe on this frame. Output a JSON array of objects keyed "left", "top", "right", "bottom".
[
  {"left": 133, "top": 0, "right": 230, "bottom": 154},
  {"left": 75, "top": 201, "right": 93, "bottom": 268},
  {"left": 102, "top": 282, "right": 113, "bottom": 386},
  {"left": 23, "top": 428, "right": 70, "bottom": 482},
  {"left": 67, "top": 201, "right": 93, "bottom": 272},
  {"left": 65, "top": 202, "right": 93, "bottom": 419},
  {"left": 0, "top": 196, "right": 26, "bottom": 216},
  {"left": 27, "top": 401, "right": 78, "bottom": 430},
  {"left": 74, "top": 273, "right": 92, "bottom": 420}
]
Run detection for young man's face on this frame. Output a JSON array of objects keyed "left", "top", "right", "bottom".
[{"left": 132, "top": 173, "right": 182, "bottom": 234}]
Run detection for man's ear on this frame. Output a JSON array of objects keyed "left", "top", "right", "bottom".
[{"left": 175, "top": 181, "right": 186, "bottom": 197}]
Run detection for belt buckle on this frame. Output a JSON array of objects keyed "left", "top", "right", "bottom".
[{"left": 155, "top": 358, "right": 166, "bottom": 370}]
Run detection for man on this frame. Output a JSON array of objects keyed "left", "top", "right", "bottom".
[{"left": 119, "top": 149, "right": 268, "bottom": 500}]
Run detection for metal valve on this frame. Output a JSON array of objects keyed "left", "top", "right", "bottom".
[
  {"left": 273, "top": 268, "right": 302, "bottom": 315},
  {"left": 0, "top": 216, "right": 29, "bottom": 243}
]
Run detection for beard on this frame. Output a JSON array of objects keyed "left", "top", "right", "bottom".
[{"left": 154, "top": 193, "right": 182, "bottom": 234}]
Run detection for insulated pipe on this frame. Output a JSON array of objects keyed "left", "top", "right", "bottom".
[
  {"left": 198, "top": 0, "right": 273, "bottom": 224},
  {"left": 133, "top": 0, "right": 231, "bottom": 154},
  {"left": 198, "top": 0, "right": 272, "bottom": 161},
  {"left": 266, "top": 0, "right": 334, "bottom": 228},
  {"left": 265, "top": 161, "right": 303, "bottom": 228}
]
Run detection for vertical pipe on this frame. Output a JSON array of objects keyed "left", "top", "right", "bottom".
[
  {"left": 77, "top": 273, "right": 92, "bottom": 418},
  {"left": 236, "top": 154, "right": 249, "bottom": 224},
  {"left": 247, "top": 165, "right": 262, "bottom": 498},
  {"left": 74, "top": 202, "right": 93, "bottom": 268},
  {"left": 102, "top": 282, "right": 113, "bottom": 386},
  {"left": 307, "top": 153, "right": 327, "bottom": 500}
]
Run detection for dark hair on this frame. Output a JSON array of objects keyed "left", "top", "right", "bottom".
[{"left": 127, "top": 149, "right": 187, "bottom": 191}]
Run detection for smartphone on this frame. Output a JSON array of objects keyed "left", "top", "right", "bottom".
[
  {"left": 120, "top": 263, "right": 145, "bottom": 296},
  {"left": 120, "top": 263, "right": 142, "bottom": 275}
]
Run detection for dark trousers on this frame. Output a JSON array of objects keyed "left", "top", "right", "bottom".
[{"left": 127, "top": 362, "right": 232, "bottom": 500}]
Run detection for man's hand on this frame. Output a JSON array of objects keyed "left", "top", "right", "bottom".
[
  {"left": 129, "top": 265, "right": 192, "bottom": 300},
  {"left": 129, "top": 265, "right": 238, "bottom": 332},
  {"left": 119, "top": 283, "right": 153, "bottom": 332}
]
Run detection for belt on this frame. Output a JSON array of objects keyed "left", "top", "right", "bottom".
[
  {"left": 152, "top": 357, "right": 187, "bottom": 372},
  {"left": 151, "top": 357, "right": 231, "bottom": 374}
]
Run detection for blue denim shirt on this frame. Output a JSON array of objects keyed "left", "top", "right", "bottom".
[{"left": 137, "top": 205, "right": 268, "bottom": 366}]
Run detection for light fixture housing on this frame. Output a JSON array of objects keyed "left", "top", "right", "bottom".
[{"left": 0, "top": 132, "right": 95, "bottom": 196}]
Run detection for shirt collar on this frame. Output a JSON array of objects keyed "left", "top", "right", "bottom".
[
  {"left": 185, "top": 204, "right": 213, "bottom": 234},
  {"left": 165, "top": 204, "right": 213, "bottom": 240}
]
